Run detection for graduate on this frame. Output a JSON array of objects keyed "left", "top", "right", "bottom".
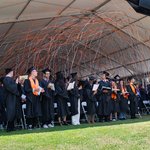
[
  {"left": 110, "top": 80, "right": 120, "bottom": 121},
  {"left": 0, "top": 77, "right": 6, "bottom": 130},
  {"left": 68, "top": 72, "right": 80, "bottom": 125},
  {"left": 84, "top": 76, "right": 97, "bottom": 124},
  {"left": 55, "top": 71, "right": 69, "bottom": 126},
  {"left": 3, "top": 68, "right": 19, "bottom": 132},
  {"left": 40, "top": 68, "right": 55, "bottom": 128},
  {"left": 24, "top": 67, "right": 44, "bottom": 129},
  {"left": 119, "top": 79, "right": 129, "bottom": 120},
  {"left": 126, "top": 77, "right": 138, "bottom": 119},
  {"left": 97, "top": 71, "right": 112, "bottom": 122}
]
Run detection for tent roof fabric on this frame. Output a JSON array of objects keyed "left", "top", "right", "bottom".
[{"left": 0, "top": 0, "right": 150, "bottom": 78}]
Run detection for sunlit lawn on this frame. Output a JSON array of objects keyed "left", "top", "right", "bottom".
[{"left": 0, "top": 116, "right": 150, "bottom": 150}]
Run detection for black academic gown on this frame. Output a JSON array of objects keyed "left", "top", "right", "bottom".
[
  {"left": 0, "top": 86, "right": 6, "bottom": 124},
  {"left": 119, "top": 90, "right": 129, "bottom": 113},
  {"left": 68, "top": 80, "right": 80, "bottom": 116},
  {"left": 126, "top": 84, "right": 138, "bottom": 118},
  {"left": 97, "top": 80, "right": 111, "bottom": 116},
  {"left": 24, "top": 79, "right": 42, "bottom": 118},
  {"left": 55, "top": 80, "right": 69, "bottom": 118},
  {"left": 40, "top": 79, "right": 54, "bottom": 124},
  {"left": 110, "top": 92, "right": 120, "bottom": 113},
  {"left": 84, "top": 82, "right": 97, "bottom": 115},
  {"left": 3, "top": 77, "right": 19, "bottom": 122},
  {"left": 15, "top": 83, "right": 23, "bottom": 119}
]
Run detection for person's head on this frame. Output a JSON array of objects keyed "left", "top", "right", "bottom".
[
  {"left": 70, "top": 72, "right": 78, "bottom": 80},
  {"left": 27, "top": 66, "right": 38, "bottom": 78},
  {"left": 128, "top": 76, "right": 135, "bottom": 84},
  {"left": 102, "top": 71, "right": 110, "bottom": 80},
  {"left": 89, "top": 76, "right": 95, "bottom": 84},
  {"left": 42, "top": 68, "right": 51, "bottom": 79},
  {"left": 111, "top": 80, "right": 116, "bottom": 87},
  {"left": 120, "top": 79, "right": 124, "bottom": 86},
  {"left": 5, "top": 68, "right": 13, "bottom": 77},
  {"left": 55, "top": 71, "right": 64, "bottom": 80}
]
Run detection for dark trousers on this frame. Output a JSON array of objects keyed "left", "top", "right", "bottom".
[{"left": 7, "top": 121, "right": 15, "bottom": 131}]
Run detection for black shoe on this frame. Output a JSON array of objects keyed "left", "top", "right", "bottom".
[
  {"left": 63, "top": 121, "right": 69, "bottom": 125},
  {"left": 58, "top": 122, "right": 63, "bottom": 126}
]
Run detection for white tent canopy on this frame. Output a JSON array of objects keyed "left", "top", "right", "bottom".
[{"left": 0, "top": 0, "right": 150, "bottom": 78}]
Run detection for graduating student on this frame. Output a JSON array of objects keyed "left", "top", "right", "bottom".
[
  {"left": 126, "top": 77, "right": 138, "bottom": 119},
  {"left": 110, "top": 80, "right": 120, "bottom": 121},
  {"left": 84, "top": 76, "right": 97, "bottom": 124},
  {"left": 3, "top": 68, "right": 19, "bottom": 132},
  {"left": 0, "top": 77, "right": 6, "bottom": 129},
  {"left": 119, "top": 79, "right": 129, "bottom": 120},
  {"left": 97, "top": 71, "right": 112, "bottom": 122},
  {"left": 68, "top": 72, "right": 80, "bottom": 125},
  {"left": 55, "top": 71, "right": 69, "bottom": 126},
  {"left": 24, "top": 67, "right": 44, "bottom": 129},
  {"left": 40, "top": 68, "right": 55, "bottom": 128}
]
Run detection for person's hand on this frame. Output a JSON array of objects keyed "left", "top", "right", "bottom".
[
  {"left": 22, "top": 99, "right": 26, "bottom": 103},
  {"left": 93, "top": 90, "right": 97, "bottom": 95},
  {"left": 16, "top": 78, "right": 19, "bottom": 84},
  {"left": 78, "top": 85, "right": 82, "bottom": 90},
  {"left": 103, "top": 90, "right": 108, "bottom": 93},
  {"left": 41, "top": 88, "right": 45, "bottom": 93},
  {"left": 34, "top": 88, "right": 40, "bottom": 92}
]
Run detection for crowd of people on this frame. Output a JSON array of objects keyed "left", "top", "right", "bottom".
[{"left": 0, "top": 67, "right": 148, "bottom": 132}]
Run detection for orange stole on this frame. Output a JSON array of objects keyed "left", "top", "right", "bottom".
[
  {"left": 29, "top": 77, "right": 39, "bottom": 96},
  {"left": 111, "top": 92, "right": 117, "bottom": 100},
  {"left": 111, "top": 84, "right": 117, "bottom": 100},
  {"left": 130, "top": 83, "right": 136, "bottom": 94},
  {"left": 121, "top": 87, "right": 128, "bottom": 99}
]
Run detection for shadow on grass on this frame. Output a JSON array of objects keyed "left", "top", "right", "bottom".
[{"left": 0, "top": 115, "right": 150, "bottom": 136}]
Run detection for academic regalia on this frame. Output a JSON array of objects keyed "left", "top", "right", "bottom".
[
  {"left": 68, "top": 80, "right": 80, "bottom": 116},
  {"left": 40, "top": 78, "right": 55, "bottom": 125},
  {"left": 15, "top": 83, "right": 23, "bottom": 120},
  {"left": 84, "top": 81, "right": 97, "bottom": 116},
  {"left": 55, "top": 72, "right": 69, "bottom": 118},
  {"left": 97, "top": 80, "right": 112, "bottom": 120},
  {"left": 110, "top": 89, "right": 120, "bottom": 114},
  {"left": 119, "top": 87, "right": 129, "bottom": 113},
  {"left": 3, "top": 76, "right": 19, "bottom": 131},
  {"left": 24, "top": 79, "right": 42, "bottom": 119},
  {"left": 126, "top": 84, "right": 138, "bottom": 118},
  {"left": 0, "top": 85, "right": 6, "bottom": 125},
  {"left": 68, "top": 72, "right": 80, "bottom": 125}
]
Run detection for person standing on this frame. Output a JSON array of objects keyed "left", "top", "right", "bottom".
[
  {"left": 126, "top": 77, "right": 138, "bottom": 119},
  {"left": 3, "top": 68, "right": 19, "bottom": 132},
  {"left": 55, "top": 71, "right": 69, "bottom": 126},
  {"left": 97, "top": 71, "right": 112, "bottom": 122},
  {"left": 40, "top": 68, "right": 55, "bottom": 128},
  {"left": 85, "top": 76, "right": 97, "bottom": 124},
  {"left": 68, "top": 72, "right": 80, "bottom": 125},
  {"left": 24, "top": 67, "right": 44, "bottom": 129},
  {"left": 119, "top": 79, "right": 129, "bottom": 120}
]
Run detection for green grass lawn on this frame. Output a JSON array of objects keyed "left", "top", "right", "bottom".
[{"left": 0, "top": 116, "right": 150, "bottom": 150}]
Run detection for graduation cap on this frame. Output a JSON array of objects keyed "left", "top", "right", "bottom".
[
  {"left": 27, "top": 66, "right": 36, "bottom": 75},
  {"left": 5, "top": 68, "right": 13, "bottom": 75},
  {"left": 114, "top": 75, "right": 120, "bottom": 79},
  {"left": 103, "top": 71, "right": 110, "bottom": 77},
  {"left": 89, "top": 76, "right": 95, "bottom": 81},
  {"left": 70, "top": 72, "right": 77, "bottom": 78},
  {"left": 42, "top": 68, "right": 51, "bottom": 74}
]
